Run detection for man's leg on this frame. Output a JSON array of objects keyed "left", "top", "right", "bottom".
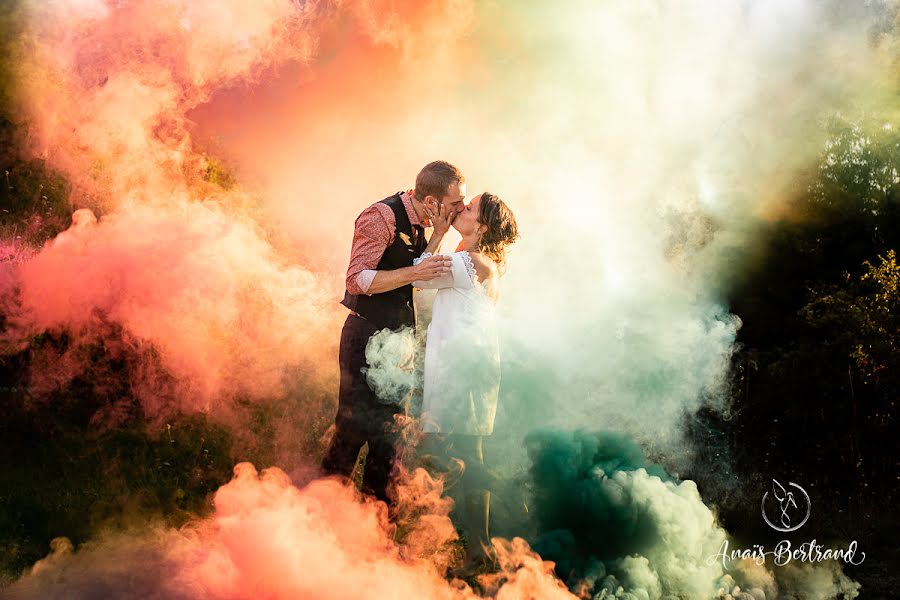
[
  {"left": 321, "top": 314, "right": 402, "bottom": 503},
  {"left": 322, "top": 314, "right": 377, "bottom": 478},
  {"left": 360, "top": 401, "right": 402, "bottom": 503}
]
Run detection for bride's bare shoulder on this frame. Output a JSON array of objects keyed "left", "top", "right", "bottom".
[{"left": 466, "top": 251, "right": 498, "bottom": 284}]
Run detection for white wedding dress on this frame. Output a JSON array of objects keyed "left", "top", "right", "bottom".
[{"left": 413, "top": 251, "right": 500, "bottom": 435}]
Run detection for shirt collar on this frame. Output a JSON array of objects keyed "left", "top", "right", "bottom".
[{"left": 400, "top": 190, "right": 430, "bottom": 227}]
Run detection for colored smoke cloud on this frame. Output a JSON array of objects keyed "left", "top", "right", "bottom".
[
  {"left": 5, "top": 463, "right": 573, "bottom": 600},
  {"left": 4, "top": 437, "right": 861, "bottom": 600},
  {"left": 0, "top": 203, "right": 337, "bottom": 416},
  {"left": 2, "top": 0, "right": 345, "bottom": 419},
  {"left": 182, "top": 0, "right": 899, "bottom": 472},
  {"left": 13, "top": 0, "right": 317, "bottom": 208},
  {"left": 1, "top": 0, "right": 896, "bottom": 597},
  {"left": 524, "top": 430, "right": 861, "bottom": 599},
  {"left": 4, "top": 0, "right": 896, "bottom": 452}
]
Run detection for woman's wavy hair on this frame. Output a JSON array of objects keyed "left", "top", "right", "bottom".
[{"left": 476, "top": 192, "right": 519, "bottom": 274}]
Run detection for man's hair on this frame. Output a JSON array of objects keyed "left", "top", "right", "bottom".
[{"left": 414, "top": 161, "right": 464, "bottom": 201}]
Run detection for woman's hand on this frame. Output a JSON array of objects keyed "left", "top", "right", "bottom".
[{"left": 424, "top": 201, "right": 455, "bottom": 238}]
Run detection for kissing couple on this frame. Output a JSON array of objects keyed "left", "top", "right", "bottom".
[{"left": 321, "top": 160, "right": 519, "bottom": 567}]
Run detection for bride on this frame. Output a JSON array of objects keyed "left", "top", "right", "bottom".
[{"left": 413, "top": 192, "right": 519, "bottom": 568}]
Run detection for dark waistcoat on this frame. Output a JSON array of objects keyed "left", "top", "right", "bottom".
[{"left": 341, "top": 193, "right": 427, "bottom": 330}]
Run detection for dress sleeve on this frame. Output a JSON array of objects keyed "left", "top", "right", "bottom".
[{"left": 413, "top": 252, "right": 475, "bottom": 290}]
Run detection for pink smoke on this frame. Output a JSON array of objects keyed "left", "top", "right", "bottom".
[
  {"left": 4, "top": 0, "right": 480, "bottom": 421},
  {"left": 4, "top": 0, "right": 342, "bottom": 416},
  {"left": 0, "top": 203, "right": 340, "bottom": 416},
  {"left": 7, "top": 464, "right": 574, "bottom": 600},
  {"left": 16, "top": 0, "right": 317, "bottom": 207}
]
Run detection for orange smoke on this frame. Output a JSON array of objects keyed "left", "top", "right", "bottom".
[
  {"left": 16, "top": 0, "right": 317, "bottom": 208},
  {"left": 8, "top": 464, "right": 575, "bottom": 600},
  {"left": 0, "top": 203, "right": 338, "bottom": 416},
  {"left": 4, "top": 0, "right": 480, "bottom": 421},
  {"left": 186, "top": 0, "right": 477, "bottom": 269}
]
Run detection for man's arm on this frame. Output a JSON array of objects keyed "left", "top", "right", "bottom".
[
  {"left": 346, "top": 204, "right": 451, "bottom": 296},
  {"left": 345, "top": 204, "right": 394, "bottom": 296},
  {"left": 365, "top": 257, "right": 451, "bottom": 295}
]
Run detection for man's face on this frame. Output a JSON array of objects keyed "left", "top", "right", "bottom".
[{"left": 440, "top": 181, "right": 467, "bottom": 215}]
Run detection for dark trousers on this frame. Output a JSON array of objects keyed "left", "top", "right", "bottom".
[{"left": 321, "top": 314, "right": 402, "bottom": 503}]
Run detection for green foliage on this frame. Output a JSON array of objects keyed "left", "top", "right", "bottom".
[
  {"left": 0, "top": 326, "right": 327, "bottom": 582},
  {"left": 0, "top": 158, "right": 72, "bottom": 245},
  {"left": 0, "top": 1, "right": 72, "bottom": 246},
  {"left": 807, "top": 115, "right": 900, "bottom": 214},
  {"left": 0, "top": 0, "right": 26, "bottom": 124},
  {"left": 861, "top": 248, "right": 900, "bottom": 306},
  {"left": 0, "top": 408, "right": 234, "bottom": 578},
  {"left": 714, "top": 111, "right": 900, "bottom": 547},
  {"left": 801, "top": 250, "right": 900, "bottom": 385},
  {"left": 203, "top": 157, "right": 236, "bottom": 190}
]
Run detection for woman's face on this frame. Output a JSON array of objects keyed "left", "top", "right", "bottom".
[{"left": 452, "top": 193, "right": 483, "bottom": 236}]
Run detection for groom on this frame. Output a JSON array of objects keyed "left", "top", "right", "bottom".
[{"left": 322, "top": 160, "right": 467, "bottom": 503}]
